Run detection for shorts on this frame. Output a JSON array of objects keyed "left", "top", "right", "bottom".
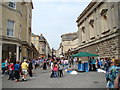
[{"left": 22, "top": 69, "right": 28, "bottom": 75}]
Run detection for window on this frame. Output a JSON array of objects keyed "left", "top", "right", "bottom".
[
  {"left": 82, "top": 26, "right": 85, "bottom": 33},
  {"left": 42, "top": 48, "right": 44, "bottom": 51},
  {"left": 7, "top": 20, "right": 14, "bottom": 37},
  {"left": 8, "top": 1, "right": 16, "bottom": 9},
  {"left": 89, "top": 19, "right": 94, "bottom": 28},
  {"left": 100, "top": 9, "right": 108, "bottom": 19}
]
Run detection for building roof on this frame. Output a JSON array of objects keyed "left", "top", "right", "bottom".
[
  {"left": 61, "top": 32, "right": 78, "bottom": 41},
  {"left": 61, "top": 32, "right": 77, "bottom": 37},
  {"left": 39, "top": 34, "right": 46, "bottom": 41},
  {"left": 31, "top": 33, "right": 39, "bottom": 37},
  {"left": 76, "top": 1, "right": 96, "bottom": 22}
]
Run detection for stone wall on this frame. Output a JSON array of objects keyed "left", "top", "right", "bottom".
[
  {"left": 98, "top": 36, "right": 119, "bottom": 59},
  {"left": 77, "top": 36, "right": 120, "bottom": 61},
  {"left": 79, "top": 36, "right": 120, "bottom": 58}
]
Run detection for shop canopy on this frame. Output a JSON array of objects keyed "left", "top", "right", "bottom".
[{"left": 70, "top": 52, "right": 99, "bottom": 57}]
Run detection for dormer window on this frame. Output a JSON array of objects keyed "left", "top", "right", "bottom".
[
  {"left": 89, "top": 19, "right": 94, "bottom": 27},
  {"left": 100, "top": 9, "right": 108, "bottom": 19},
  {"left": 81, "top": 26, "right": 85, "bottom": 33}
]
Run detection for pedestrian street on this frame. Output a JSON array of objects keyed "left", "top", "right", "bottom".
[{"left": 2, "top": 66, "right": 106, "bottom": 88}]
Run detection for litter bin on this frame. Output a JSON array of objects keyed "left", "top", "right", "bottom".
[
  {"left": 84, "top": 62, "right": 89, "bottom": 72},
  {"left": 78, "top": 63, "right": 84, "bottom": 71}
]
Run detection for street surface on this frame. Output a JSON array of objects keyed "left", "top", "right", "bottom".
[{"left": 2, "top": 65, "right": 106, "bottom": 88}]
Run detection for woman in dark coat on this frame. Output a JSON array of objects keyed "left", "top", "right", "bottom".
[
  {"left": 43, "top": 60, "right": 47, "bottom": 70},
  {"left": 28, "top": 60, "right": 33, "bottom": 77}
]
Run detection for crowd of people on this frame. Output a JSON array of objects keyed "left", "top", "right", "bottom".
[
  {"left": 1, "top": 57, "right": 120, "bottom": 88},
  {"left": 1, "top": 57, "right": 71, "bottom": 82},
  {"left": 88, "top": 57, "right": 120, "bottom": 88},
  {"left": 2, "top": 59, "right": 34, "bottom": 82}
]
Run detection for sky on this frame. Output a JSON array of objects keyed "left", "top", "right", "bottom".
[{"left": 32, "top": 0, "right": 91, "bottom": 50}]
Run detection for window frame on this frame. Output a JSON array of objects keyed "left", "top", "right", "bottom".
[
  {"left": 7, "top": 20, "right": 15, "bottom": 37},
  {"left": 8, "top": 1, "right": 16, "bottom": 9}
]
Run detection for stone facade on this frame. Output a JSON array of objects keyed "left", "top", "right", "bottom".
[
  {"left": 57, "top": 1, "right": 120, "bottom": 60},
  {"left": 56, "top": 32, "right": 79, "bottom": 57},
  {"left": 56, "top": 43, "right": 63, "bottom": 57},
  {"left": 31, "top": 33, "right": 41, "bottom": 55},
  {"left": 0, "top": 1, "right": 37, "bottom": 64},
  {"left": 75, "top": 1, "right": 120, "bottom": 59},
  {"left": 31, "top": 33, "right": 51, "bottom": 58},
  {"left": 61, "top": 32, "right": 78, "bottom": 41}
]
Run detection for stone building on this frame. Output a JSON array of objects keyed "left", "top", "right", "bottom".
[
  {"left": 0, "top": 1, "right": 37, "bottom": 64},
  {"left": 31, "top": 33, "right": 51, "bottom": 58},
  {"left": 39, "top": 34, "right": 51, "bottom": 58},
  {"left": 31, "top": 33, "right": 40, "bottom": 56},
  {"left": 75, "top": 1, "right": 120, "bottom": 59},
  {"left": 56, "top": 43, "right": 63, "bottom": 57},
  {"left": 56, "top": 32, "right": 79, "bottom": 57}
]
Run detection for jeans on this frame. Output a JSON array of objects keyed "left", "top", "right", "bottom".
[
  {"left": 8, "top": 70, "right": 14, "bottom": 80},
  {"left": 59, "top": 70, "right": 63, "bottom": 77},
  {"left": 2, "top": 67, "right": 6, "bottom": 75},
  {"left": 54, "top": 71, "right": 58, "bottom": 78}
]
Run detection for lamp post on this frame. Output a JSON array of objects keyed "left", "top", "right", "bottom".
[
  {"left": 68, "top": 49, "right": 71, "bottom": 60},
  {"left": 51, "top": 48, "right": 53, "bottom": 58}
]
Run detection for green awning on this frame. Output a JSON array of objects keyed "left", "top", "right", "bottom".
[{"left": 70, "top": 52, "right": 99, "bottom": 57}]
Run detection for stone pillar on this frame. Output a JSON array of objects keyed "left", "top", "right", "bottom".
[
  {"left": 0, "top": 42, "right": 2, "bottom": 70},
  {"left": 20, "top": 51, "right": 22, "bottom": 61},
  {"left": 119, "top": 2, "right": 120, "bottom": 29},
  {"left": 16, "top": 45, "right": 19, "bottom": 61}
]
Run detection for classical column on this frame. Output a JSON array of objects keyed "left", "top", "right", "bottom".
[
  {"left": 0, "top": 43, "right": 2, "bottom": 70},
  {"left": 16, "top": 45, "right": 19, "bottom": 61}
]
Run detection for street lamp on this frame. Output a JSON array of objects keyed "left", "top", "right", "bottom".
[{"left": 68, "top": 49, "right": 71, "bottom": 60}]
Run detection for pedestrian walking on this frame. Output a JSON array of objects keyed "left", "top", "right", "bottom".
[
  {"left": 21, "top": 59, "right": 28, "bottom": 81},
  {"left": 5, "top": 59, "right": 9, "bottom": 75},
  {"left": 28, "top": 60, "right": 33, "bottom": 77},
  {"left": 58, "top": 63, "right": 63, "bottom": 77},
  {"left": 88, "top": 57, "right": 92, "bottom": 71},
  {"left": 91, "top": 57, "right": 96, "bottom": 71},
  {"left": 106, "top": 60, "right": 119, "bottom": 88},
  {"left": 8, "top": 62, "right": 14, "bottom": 80},
  {"left": 32, "top": 58, "right": 36, "bottom": 70},
  {"left": 53, "top": 63, "right": 58, "bottom": 78},
  {"left": 43, "top": 60, "right": 47, "bottom": 70},
  {"left": 2, "top": 60, "right": 6, "bottom": 76},
  {"left": 14, "top": 61, "right": 20, "bottom": 82}
]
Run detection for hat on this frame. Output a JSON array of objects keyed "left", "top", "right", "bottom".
[{"left": 24, "top": 59, "right": 27, "bottom": 62}]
